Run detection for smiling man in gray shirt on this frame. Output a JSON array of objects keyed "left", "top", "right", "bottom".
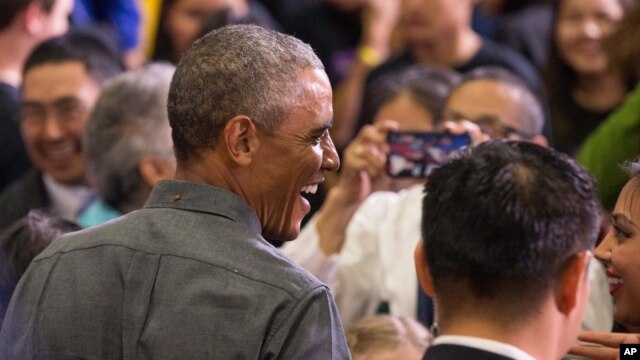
[{"left": 0, "top": 25, "right": 349, "bottom": 359}]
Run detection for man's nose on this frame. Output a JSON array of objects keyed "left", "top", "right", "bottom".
[{"left": 322, "top": 136, "right": 341, "bottom": 172}]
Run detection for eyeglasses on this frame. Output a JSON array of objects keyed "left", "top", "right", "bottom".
[
  {"left": 20, "top": 98, "right": 88, "bottom": 129},
  {"left": 446, "top": 113, "right": 536, "bottom": 140}
]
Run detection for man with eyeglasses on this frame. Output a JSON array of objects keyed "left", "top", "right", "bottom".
[
  {"left": 0, "top": 30, "right": 122, "bottom": 231},
  {"left": 441, "top": 67, "right": 547, "bottom": 146},
  {"left": 0, "top": 0, "right": 73, "bottom": 192},
  {"left": 282, "top": 66, "right": 613, "bottom": 338}
]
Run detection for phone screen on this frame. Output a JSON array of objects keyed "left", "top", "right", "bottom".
[{"left": 386, "top": 131, "right": 470, "bottom": 178}]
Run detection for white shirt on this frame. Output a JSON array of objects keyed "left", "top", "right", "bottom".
[
  {"left": 282, "top": 183, "right": 614, "bottom": 331},
  {"left": 43, "top": 174, "right": 94, "bottom": 222},
  {"left": 282, "top": 184, "right": 424, "bottom": 327},
  {"left": 433, "top": 335, "right": 536, "bottom": 360}
]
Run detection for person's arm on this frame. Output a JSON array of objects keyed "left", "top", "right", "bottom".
[
  {"left": 331, "top": 0, "right": 400, "bottom": 150},
  {"left": 263, "top": 286, "right": 351, "bottom": 360},
  {"left": 569, "top": 332, "right": 640, "bottom": 359},
  {"left": 317, "top": 120, "right": 398, "bottom": 256}
]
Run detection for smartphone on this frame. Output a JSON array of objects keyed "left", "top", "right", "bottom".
[{"left": 386, "top": 131, "right": 470, "bottom": 178}]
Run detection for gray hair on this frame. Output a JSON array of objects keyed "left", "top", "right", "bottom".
[
  {"left": 167, "top": 24, "right": 324, "bottom": 162},
  {"left": 455, "top": 66, "right": 544, "bottom": 136},
  {"left": 84, "top": 63, "right": 176, "bottom": 211}
]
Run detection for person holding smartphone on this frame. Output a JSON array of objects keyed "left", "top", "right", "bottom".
[{"left": 281, "top": 67, "right": 612, "bottom": 339}]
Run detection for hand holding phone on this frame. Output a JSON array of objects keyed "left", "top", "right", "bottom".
[{"left": 386, "top": 131, "right": 470, "bottom": 178}]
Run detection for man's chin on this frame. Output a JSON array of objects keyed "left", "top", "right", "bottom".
[
  {"left": 49, "top": 171, "right": 87, "bottom": 185},
  {"left": 263, "top": 225, "right": 301, "bottom": 247}
]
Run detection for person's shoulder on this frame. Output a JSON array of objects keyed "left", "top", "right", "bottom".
[
  {"left": 467, "top": 39, "right": 539, "bottom": 79},
  {"left": 366, "top": 51, "right": 414, "bottom": 87},
  {"left": 0, "top": 169, "right": 48, "bottom": 230},
  {"left": 0, "top": 82, "right": 18, "bottom": 108},
  {"left": 234, "top": 237, "right": 331, "bottom": 300},
  {"left": 360, "top": 184, "right": 423, "bottom": 213},
  {"left": 0, "top": 169, "right": 44, "bottom": 200}
]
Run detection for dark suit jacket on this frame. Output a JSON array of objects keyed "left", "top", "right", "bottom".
[
  {"left": 424, "top": 344, "right": 515, "bottom": 360},
  {"left": 0, "top": 169, "right": 49, "bottom": 231}
]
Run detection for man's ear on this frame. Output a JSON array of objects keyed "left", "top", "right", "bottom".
[
  {"left": 555, "top": 251, "right": 591, "bottom": 315},
  {"left": 139, "top": 155, "right": 176, "bottom": 187},
  {"left": 415, "top": 239, "right": 435, "bottom": 297},
  {"left": 222, "top": 115, "right": 259, "bottom": 167},
  {"left": 531, "top": 135, "right": 549, "bottom": 148},
  {"left": 23, "top": 2, "right": 46, "bottom": 35}
]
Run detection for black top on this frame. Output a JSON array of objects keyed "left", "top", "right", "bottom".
[
  {"left": 0, "top": 82, "right": 31, "bottom": 192},
  {"left": 287, "top": 3, "right": 361, "bottom": 85},
  {"left": 551, "top": 94, "right": 613, "bottom": 156},
  {"left": 0, "top": 169, "right": 49, "bottom": 232},
  {"left": 423, "top": 344, "right": 515, "bottom": 360},
  {"left": 495, "top": 3, "right": 553, "bottom": 70}
]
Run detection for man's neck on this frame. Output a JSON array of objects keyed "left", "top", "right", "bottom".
[
  {"left": 410, "top": 28, "right": 481, "bottom": 68},
  {"left": 174, "top": 156, "right": 239, "bottom": 196},
  {"left": 573, "top": 70, "right": 629, "bottom": 112}
]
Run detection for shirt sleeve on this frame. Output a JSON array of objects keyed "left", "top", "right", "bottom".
[
  {"left": 280, "top": 216, "right": 339, "bottom": 288},
  {"left": 262, "top": 285, "right": 351, "bottom": 360}
]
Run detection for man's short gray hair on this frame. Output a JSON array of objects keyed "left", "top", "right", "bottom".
[
  {"left": 84, "top": 63, "right": 176, "bottom": 211},
  {"left": 456, "top": 66, "right": 544, "bottom": 136},
  {"left": 167, "top": 24, "right": 324, "bottom": 162}
]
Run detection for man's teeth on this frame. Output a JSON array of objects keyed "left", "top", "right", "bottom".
[
  {"left": 47, "top": 145, "right": 75, "bottom": 159},
  {"left": 608, "top": 277, "right": 624, "bottom": 285},
  {"left": 301, "top": 184, "right": 318, "bottom": 194}
]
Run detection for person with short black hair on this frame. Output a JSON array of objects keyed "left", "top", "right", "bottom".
[
  {"left": 0, "top": 24, "right": 348, "bottom": 359},
  {"left": 416, "top": 140, "right": 600, "bottom": 360},
  {"left": 0, "top": 0, "right": 72, "bottom": 191},
  {"left": 0, "top": 30, "right": 123, "bottom": 232}
]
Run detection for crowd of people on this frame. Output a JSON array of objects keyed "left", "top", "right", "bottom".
[{"left": 1, "top": 0, "right": 640, "bottom": 359}]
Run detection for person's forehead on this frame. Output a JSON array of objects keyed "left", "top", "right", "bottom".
[
  {"left": 280, "top": 68, "right": 333, "bottom": 130},
  {"left": 616, "top": 178, "right": 640, "bottom": 220},
  {"left": 298, "top": 68, "right": 332, "bottom": 115},
  {"left": 446, "top": 80, "right": 523, "bottom": 121},
  {"left": 559, "top": 0, "right": 624, "bottom": 14},
  {"left": 175, "top": 0, "right": 234, "bottom": 10},
  {"left": 23, "top": 61, "right": 97, "bottom": 100},
  {"left": 374, "top": 93, "right": 434, "bottom": 131}
]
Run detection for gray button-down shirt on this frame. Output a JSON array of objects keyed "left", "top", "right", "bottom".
[{"left": 0, "top": 180, "right": 350, "bottom": 359}]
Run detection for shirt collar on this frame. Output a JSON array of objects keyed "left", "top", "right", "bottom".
[
  {"left": 433, "top": 335, "right": 536, "bottom": 360},
  {"left": 144, "top": 180, "right": 263, "bottom": 236},
  {"left": 42, "top": 173, "right": 94, "bottom": 222}
]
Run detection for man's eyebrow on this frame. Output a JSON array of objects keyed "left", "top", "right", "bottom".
[
  {"left": 311, "top": 122, "right": 332, "bottom": 134},
  {"left": 20, "top": 101, "right": 42, "bottom": 108},
  {"left": 21, "top": 96, "right": 81, "bottom": 108},
  {"left": 52, "top": 96, "right": 83, "bottom": 106},
  {"left": 612, "top": 213, "right": 636, "bottom": 227}
]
